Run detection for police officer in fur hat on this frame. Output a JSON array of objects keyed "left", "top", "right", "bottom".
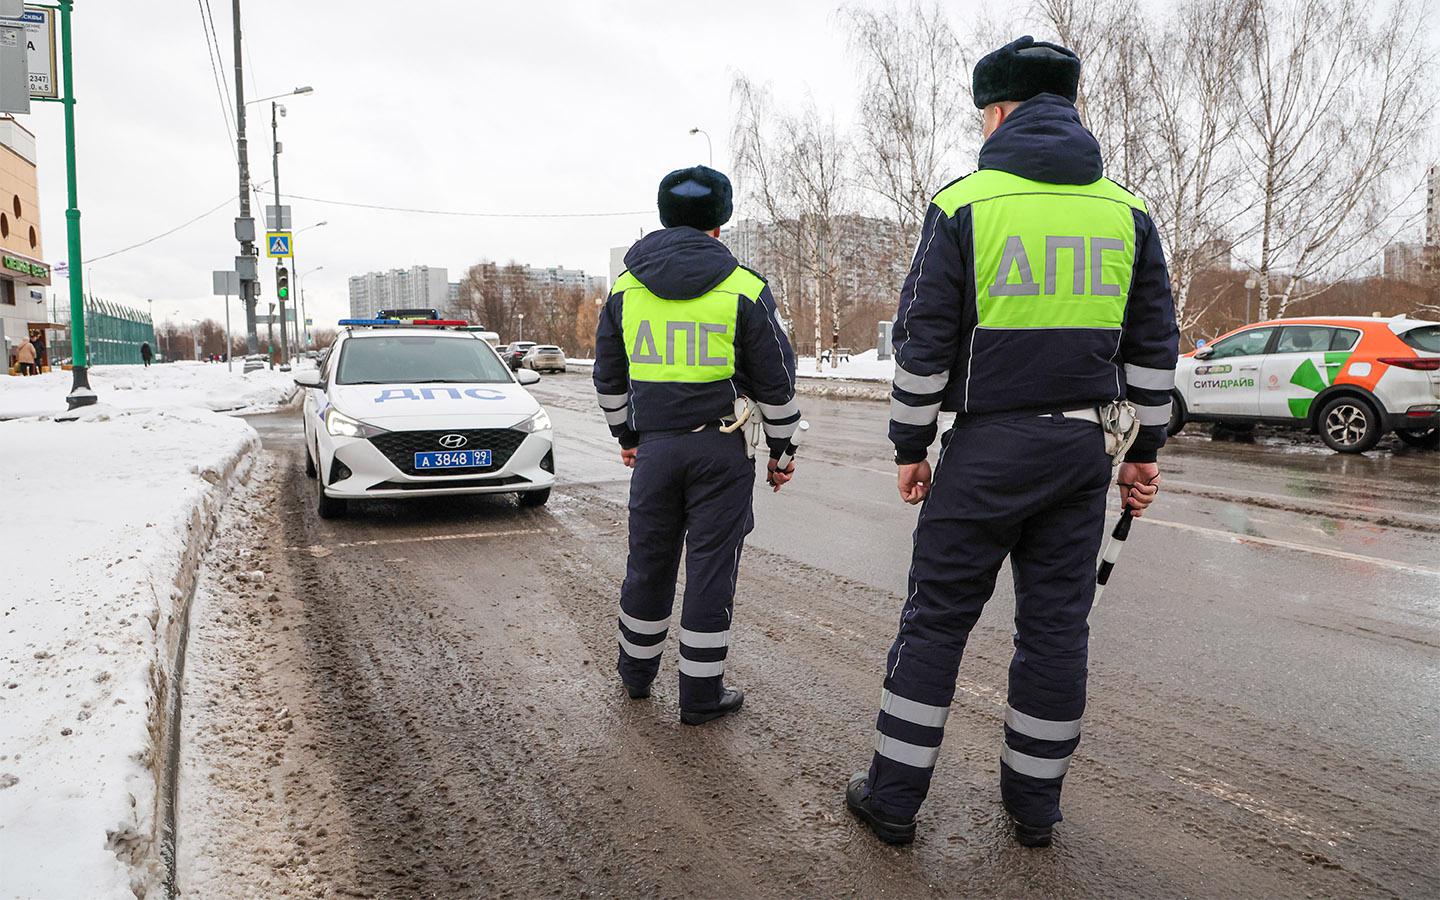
[
  {"left": 843, "top": 36, "right": 1178, "bottom": 847},
  {"left": 593, "top": 165, "right": 802, "bottom": 725}
]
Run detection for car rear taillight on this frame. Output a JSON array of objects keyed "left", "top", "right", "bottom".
[{"left": 1377, "top": 357, "right": 1440, "bottom": 371}]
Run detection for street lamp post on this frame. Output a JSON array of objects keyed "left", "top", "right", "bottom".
[
  {"left": 688, "top": 127, "right": 713, "bottom": 166},
  {"left": 297, "top": 264, "right": 324, "bottom": 349},
  {"left": 517, "top": 312, "right": 524, "bottom": 342},
  {"left": 1244, "top": 276, "right": 1257, "bottom": 325},
  {"left": 292, "top": 221, "right": 327, "bottom": 349},
  {"left": 271, "top": 100, "right": 289, "bottom": 365}
]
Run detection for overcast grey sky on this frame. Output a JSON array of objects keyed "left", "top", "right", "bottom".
[
  {"left": 21, "top": 0, "right": 1438, "bottom": 331},
  {"left": 26, "top": 0, "right": 979, "bottom": 329}
]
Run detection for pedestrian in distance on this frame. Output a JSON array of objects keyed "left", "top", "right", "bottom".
[
  {"left": 844, "top": 36, "right": 1178, "bottom": 849},
  {"left": 15, "top": 332, "right": 38, "bottom": 375},
  {"left": 140, "top": 341, "right": 153, "bottom": 368},
  {"left": 593, "top": 165, "right": 803, "bottom": 725}
]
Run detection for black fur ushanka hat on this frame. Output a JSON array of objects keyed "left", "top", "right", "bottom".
[
  {"left": 972, "top": 36, "right": 1081, "bottom": 108},
  {"left": 657, "top": 165, "right": 733, "bottom": 231}
]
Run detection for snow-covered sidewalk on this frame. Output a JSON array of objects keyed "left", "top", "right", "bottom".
[
  {"left": 568, "top": 349, "right": 896, "bottom": 384},
  {"left": 0, "top": 361, "right": 300, "bottom": 419},
  {"left": 0, "top": 406, "right": 262, "bottom": 897}
]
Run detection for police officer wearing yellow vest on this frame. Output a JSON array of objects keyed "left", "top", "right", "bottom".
[
  {"left": 594, "top": 166, "right": 801, "bottom": 725},
  {"left": 844, "top": 37, "right": 1178, "bottom": 847}
]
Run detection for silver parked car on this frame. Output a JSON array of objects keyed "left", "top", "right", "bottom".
[{"left": 523, "top": 345, "right": 567, "bottom": 374}]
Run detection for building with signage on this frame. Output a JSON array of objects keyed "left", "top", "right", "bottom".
[
  {"left": 347, "top": 264, "right": 449, "bottom": 318},
  {"left": 0, "top": 116, "right": 55, "bottom": 371}
]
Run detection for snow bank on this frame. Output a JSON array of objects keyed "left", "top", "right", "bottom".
[
  {"left": 0, "top": 361, "right": 300, "bottom": 420},
  {"left": 794, "top": 349, "right": 893, "bottom": 383},
  {"left": 0, "top": 407, "right": 260, "bottom": 898}
]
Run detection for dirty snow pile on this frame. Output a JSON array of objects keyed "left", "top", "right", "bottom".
[
  {"left": 0, "top": 360, "right": 300, "bottom": 419},
  {"left": 0, "top": 406, "right": 260, "bottom": 897},
  {"left": 795, "top": 349, "right": 894, "bottom": 382}
]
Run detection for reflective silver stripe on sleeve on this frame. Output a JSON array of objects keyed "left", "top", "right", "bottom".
[
  {"left": 758, "top": 398, "right": 799, "bottom": 420},
  {"left": 1001, "top": 746, "right": 1072, "bottom": 779},
  {"left": 1004, "top": 706, "right": 1081, "bottom": 742},
  {"left": 874, "top": 730, "right": 941, "bottom": 768},
  {"left": 679, "top": 628, "right": 730, "bottom": 649},
  {"left": 1134, "top": 400, "right": 1172, "bottom": 426},
  {"left": 605, "top": 407, "right": 630, "bottom": 427},
  {"left": 618, "top": 610, "right": 669, "bottom": 635},
  {"left": 596, "top": 391, "right": 629, "bottom": 408},
  {"left": 678, "top": 657, "right": 726, "bottom": 678},
  {"left": 764, "top": 420, "right": 800, "bottom": 440},
  {"left": 890, "top": 398, "right": 941, "bottom": 426},
  {"left": 617, "top": 630, "right": 664, "bottom": 659},
  {"left": 1124, "top": 364, "right": 1175, "bottom": 391},
  {"left": 893, "top": 364, "right": 950, "bottom": 395},
  {"left": 880, "top": 689, "right": 950, "bottom": 728}
]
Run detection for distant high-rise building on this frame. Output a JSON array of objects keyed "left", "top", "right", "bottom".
[
  {"left": 347, "top": 265, "right": 450, "bottom": 318},
  {"left": 1382, "top": 241, "right": 1425, "bottom": 280},
  {"left": 1425, "top": 163, "right": 1438, "bottom": 248}
]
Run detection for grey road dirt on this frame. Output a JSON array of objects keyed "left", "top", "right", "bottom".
[{"left": 179, "top": 376, "right": 1440, "bottom": 898}]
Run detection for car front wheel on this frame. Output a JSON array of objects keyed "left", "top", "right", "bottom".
[
  {"left": 518, "top": 487, "right": 551, "bottom": 508},
  {"left": 1317, "top": 396, "right": 1383, "bottom": 454},
  {"left": 1166, "top": 392, "right": 1187, "bottom": 437},
  {"left": 316, "top": 468, "right": 347, "bottom": 518}
]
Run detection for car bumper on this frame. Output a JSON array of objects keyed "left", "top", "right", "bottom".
[
  {"left": 321, "top": 430, "right": 555, "bottom": 498},
  {"left": 1387, "top": 406, "right": 1439, "bottom": 431}
]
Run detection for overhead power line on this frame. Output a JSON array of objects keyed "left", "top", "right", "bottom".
[
  {"left": 280, "top": 192, "right": 651, "bottom": 219},
  {"left": 195, "top": 0, "right": 236, "bottom": 161},
  {"left": 82, "top": 182, "right": 269, "bottom": 265}
]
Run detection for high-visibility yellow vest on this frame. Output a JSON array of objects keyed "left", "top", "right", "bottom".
[{"left": 613, "top": 266, "right": 765, "bottom": 383}]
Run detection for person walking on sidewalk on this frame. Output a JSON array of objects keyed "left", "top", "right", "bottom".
[
  {"left": 593, "top": 165, "right": 802, "bottom": 725},
  {"left": 140, "top": 341, "right": 153, "bottom": 367},
  {"left": 844, "top": 36, "right": 1179, "bottom": 849},
  {"left": 16, "top": 333, "right": 38, "bottom": 375}
]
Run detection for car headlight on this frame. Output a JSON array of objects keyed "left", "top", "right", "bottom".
[
  {"left": 515, "top": 407, "right": 552, "bottom": 434},
  {"left": 325, "top": 407, "right": 384, "bottom": 438}
]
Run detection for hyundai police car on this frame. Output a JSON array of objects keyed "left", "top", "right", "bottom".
[
  {"left": 295, "top": 318, "right": 555, "bottom": 517},
  {"left": 1170, "top": 315, "right": 1439, "bottom": 453}
]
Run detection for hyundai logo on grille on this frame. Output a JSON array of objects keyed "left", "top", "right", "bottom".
[{"left": 438, "top": 433, "right": 468, "bottom": 449}]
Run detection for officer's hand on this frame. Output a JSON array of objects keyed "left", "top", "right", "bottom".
[
  {"left": 897, "top": 461, "right": 931, "bottom": 505},
  {"left": 620, "top": 447, "right": 638, "bottom": 468},
  {"left": 1117, "top": 462, "right": 1160, "bottom": 518},
  {"left": 766, "top": 458, "right": 794, "bottom": 492}
]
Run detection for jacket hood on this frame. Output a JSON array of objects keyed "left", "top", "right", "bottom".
[
  {"left": 624, "top": 227, "right": 737, "bottom": 300},
  {"left": 978, "top": 93, "right": 1103, "bottom": 185}
]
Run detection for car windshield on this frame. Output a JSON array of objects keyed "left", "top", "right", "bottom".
[
  {"left": 1206, "top": 327, "right": 1273, "bottom": 360},
  {"left": 335, "top": 336, "right": 512, "bottom": 385}
]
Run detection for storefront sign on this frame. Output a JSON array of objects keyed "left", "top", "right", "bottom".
[{"left": 3, "top": 253, "right": 49, "bottom": 279}]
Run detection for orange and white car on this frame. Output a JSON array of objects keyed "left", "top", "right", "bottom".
[{"left": 1170, "top": 315, "right": 1440, "bottom": 453}]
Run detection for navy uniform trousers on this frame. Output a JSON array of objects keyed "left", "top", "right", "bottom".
[
  {"left": 866, "top": 414, "right": 1111, "bottom": 827},
  {"left": 616, "top": 427, "right": 755, "bottom": 712}
]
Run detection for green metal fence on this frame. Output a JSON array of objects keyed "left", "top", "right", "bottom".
[{"left": 83, "top": 298, "right": 155, "bottom": 365}]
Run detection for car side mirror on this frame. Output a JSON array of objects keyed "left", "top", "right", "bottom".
[
  {"left": 294, "top": 370, "right": 323, "bottom": 388},
  {"left": 516, "top": 369, "right": 541, "bottom": 386},
  {"left": 1193, "top": 346, "right": 1214, "bottom": 360}
]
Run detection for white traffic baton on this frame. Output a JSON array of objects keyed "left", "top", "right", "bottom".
[
  {"left": 774, "top": 420, "right": 808, "bottom": 471},
  {"left": 1093, "top": 509, "right": 1133, "bottom": 606}
]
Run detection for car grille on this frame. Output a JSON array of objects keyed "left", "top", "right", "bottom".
[{"left": 368, "top": 428, "right": 527, "bottom": 476}]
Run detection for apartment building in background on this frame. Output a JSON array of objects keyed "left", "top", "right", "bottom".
[
  {"left": 348, "top": 265, "right": 449, "bottom": 318},
  {"left": 0, "top": 117, "right": 55, "bottom": 370}
]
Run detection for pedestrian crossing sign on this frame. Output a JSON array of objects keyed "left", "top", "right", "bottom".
[{"left": 265, "top": 231, "right": 293, "bottom": 258}]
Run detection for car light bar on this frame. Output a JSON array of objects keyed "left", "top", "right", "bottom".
[
  {"left": 1378, "top": 357, "right": 1440, "bottom": 371},
  {"left": 412, "top": 319, "right": 469, "bottom": 326},
  {"left": 339, "top": 318, "right": 401, "bottom": 326}
]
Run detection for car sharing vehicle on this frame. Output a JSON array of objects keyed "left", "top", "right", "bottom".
[
  {"left": 522, "top": 345, "right": 567, "bottom": 374},
  {"left": 295, "top": 318, "right": 555, "bottom": 518},
  {"left": 1170, "top": 315, "right": 1440, "bottom": 453}
]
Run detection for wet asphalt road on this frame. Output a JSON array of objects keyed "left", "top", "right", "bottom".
[{"left": 182, "top": 373, "right": 1440, "bottom": 898}]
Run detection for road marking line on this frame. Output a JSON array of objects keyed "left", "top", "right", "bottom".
[
  {"left": 1168, "top": 765, "right": 1352, "bottom": 845},
  {"left": 1141, "top": 517, "right": 1440, "bottom": 577},
  {"left": 288, "top": 527, "right": 555, "bottom": 553}
]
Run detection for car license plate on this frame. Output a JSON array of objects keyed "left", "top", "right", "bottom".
[{"left": 414, "top": 449, "right": 492, "bottom": 469}]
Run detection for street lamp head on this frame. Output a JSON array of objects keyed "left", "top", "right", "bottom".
[
  {"left": 689, "top": 127, "right": 701, "bottom": 135},
  {"left": 278, "top": 104, "right": 287, "bottom": 117},
  {"left": 1244, "top": 277, "right": 1257, "bottom": 290},
  {"left": 294, "top": 85, "right": 314, "bottom": 95},
  {"left": 315, "top": 221, "right": 328, "bottom": 228}
]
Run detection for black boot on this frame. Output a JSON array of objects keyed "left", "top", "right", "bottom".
[
  {"left": 845, "top": 772, "right": 916, "bottom": 845},
  {"left": 622, "top": 679, "right": 651, "bottom": 700},
  {"left": 679, "top": 687, "right": 744, "bottom": 725},
  {"left": 1013, "top": 819, "right": 1053, "bottom": 848}
]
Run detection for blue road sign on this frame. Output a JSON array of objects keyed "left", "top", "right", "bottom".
[{"left": 265, "top": 231, "right": 293, "bottom": 258}]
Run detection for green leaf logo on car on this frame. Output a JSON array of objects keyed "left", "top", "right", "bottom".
[{"left": 1287, "top": 352, "right": 1352, "bottom": 418}]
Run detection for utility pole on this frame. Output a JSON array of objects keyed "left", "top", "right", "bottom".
[
  {"left": 232, "top": 0, "right": 259, "bottom": 355},
  {"left": 271, "top": 100, "right": 289, "bottom": 363}
]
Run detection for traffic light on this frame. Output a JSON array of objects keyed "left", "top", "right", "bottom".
[{"left": 276, "top": 266, "right": 290, "bottom": 302}]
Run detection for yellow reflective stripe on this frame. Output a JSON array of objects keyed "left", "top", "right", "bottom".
[{"left": 613, "top": 270, "right": 641, "bottom": 292}]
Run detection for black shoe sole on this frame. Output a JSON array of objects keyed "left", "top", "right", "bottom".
[
  {"left": 623, "top": 683, "right": 651, "bottom": 700},
  {"left": 846, "top": 791, "right": 916, "bottom": 845},
  {"left": 679, "top": 698, "right": 743, "bottom": 725},
  {"left": 1014, "top": 823, "right": 1053, "bottom": 848}
]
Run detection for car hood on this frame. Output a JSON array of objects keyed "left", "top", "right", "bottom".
[{"left": 330, "top": 381, "right": 540, "bottom": 427}]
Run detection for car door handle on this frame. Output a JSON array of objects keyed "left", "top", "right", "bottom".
[{"left": 1239, "top": 365, "right": 1259, "bottom": 371}]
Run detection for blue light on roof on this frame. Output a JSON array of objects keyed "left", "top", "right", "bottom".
[{"left": 339, "top": 318, "right": 401, "bottom": 326}]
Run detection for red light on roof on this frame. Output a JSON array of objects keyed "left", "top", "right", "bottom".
[{"left": 413, "top": 319, "right": 468, "bottom": 326}]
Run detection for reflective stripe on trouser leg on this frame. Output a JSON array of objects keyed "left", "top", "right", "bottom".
[
  {"left": 618, "top": 437, "right": 685, "bottom": 688},
  {"left": 676, "top": 429, "right": 754, "bottom": 712}
]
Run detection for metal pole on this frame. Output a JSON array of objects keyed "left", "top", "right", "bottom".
[
  {"left": 224, "top": 289, "right": 232, "bottom": 371},
  {"left": 58, "top": 0, "right": 94, "bottom": 408},
  {"left": 233, "top": 0, "right": 258, "bottom": 354},
  {"left": 271, "top": 100, "right": 288, "bottom": 363}
]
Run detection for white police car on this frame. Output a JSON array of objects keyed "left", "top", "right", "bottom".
[{"left": 294, "top": 318, "right": 555, "bottom": 518}]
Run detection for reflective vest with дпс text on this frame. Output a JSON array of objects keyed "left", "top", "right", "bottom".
[
  {"left": 934, "top": 169, "right": 1147, "bottom": 330},
  {"left": 614, "top": 266, "right": 765, "bottom": 383}
]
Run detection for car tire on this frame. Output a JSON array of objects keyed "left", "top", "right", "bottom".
[
  {"left": 1166, "top": 392, "right": 1187, "bottom": 437},
  {"left": 1317, "top": 395, "right": 1383, "bottom": 454},
  {"left": 518, "top": 487, "right": 551, "bottom": 508},
  {"left": 1395, "top": 426, "right": 1438, "bottom": 450},
  {"left": 304, "top": 441, "right": 317, "bottom": 478},
  {"left": 316, "top": 475, "right": 347, "bottom": 519}
]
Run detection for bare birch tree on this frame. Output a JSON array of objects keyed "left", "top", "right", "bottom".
[{"left": 1240, "top": 0, "right": 1436, "bottom": 319}]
